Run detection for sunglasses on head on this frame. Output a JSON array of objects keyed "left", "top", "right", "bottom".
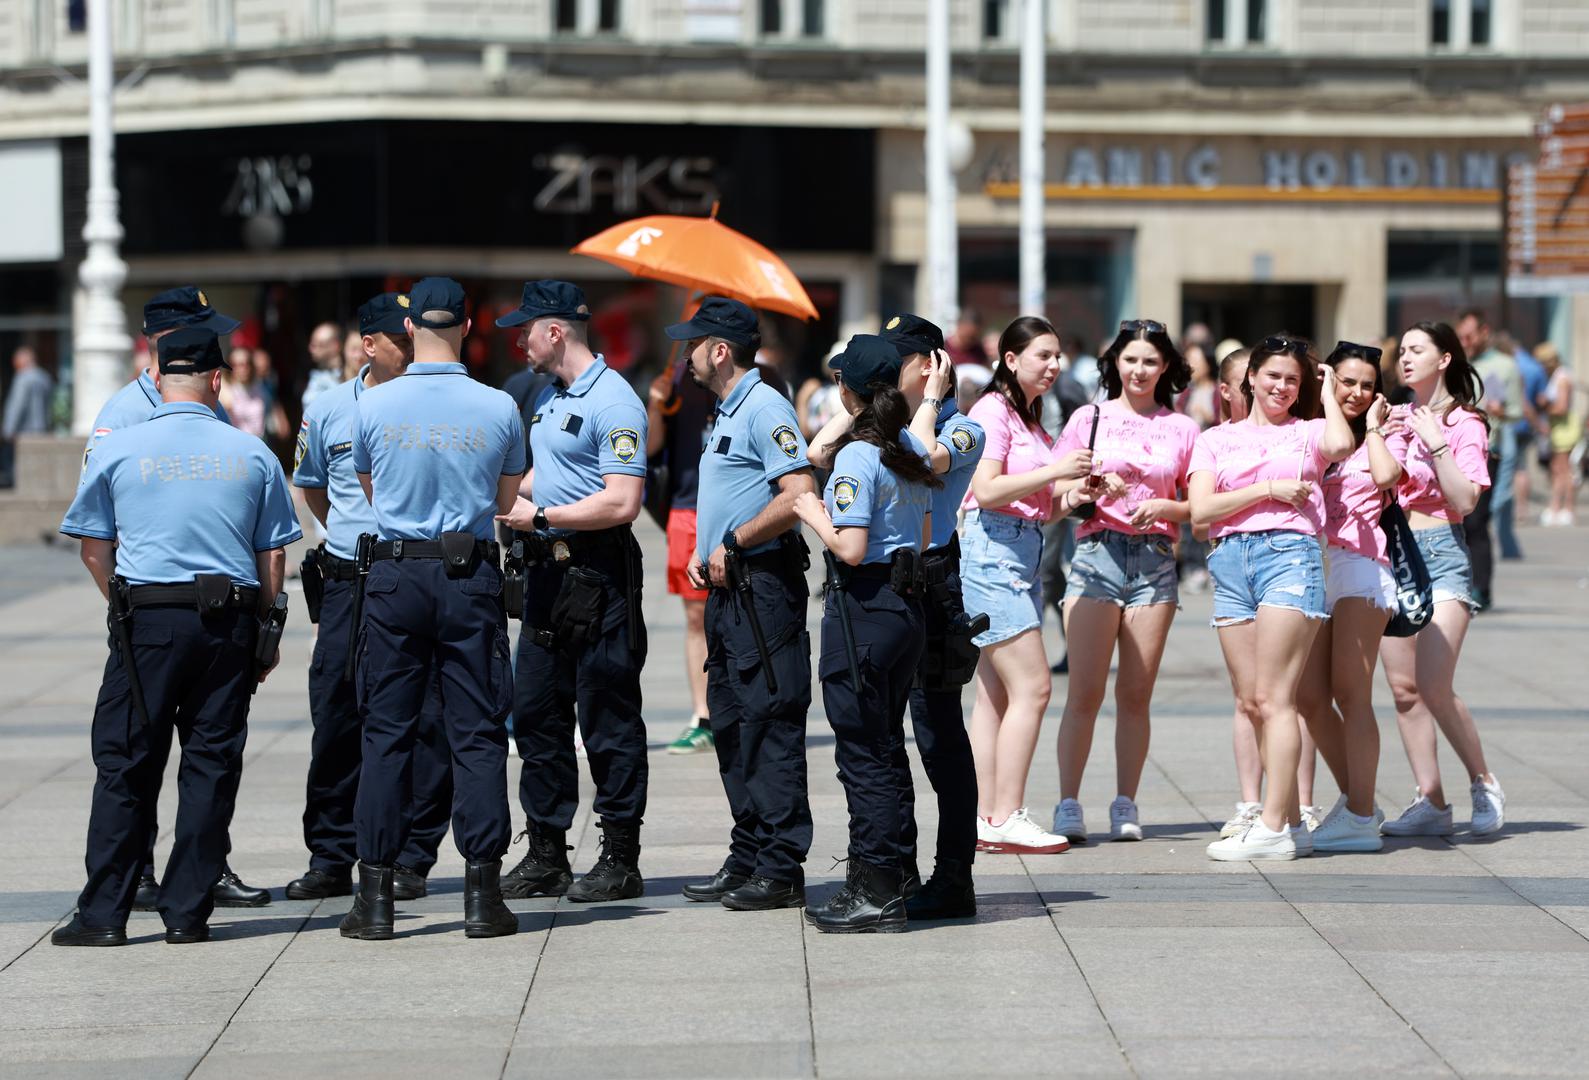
[
  {"left": 1259, "top": 336, "right": 1311, "bottom": 357},
  {"left": 1333, "top": 340, "right": 1383, "bottom": 362},
  {"left": 1120, "top": 319, "right": 1167, "bottom": 335}
]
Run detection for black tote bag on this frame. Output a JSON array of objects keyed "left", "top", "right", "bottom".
[{"left": 1380, "top": 500, "right": 1434, "bottom": 638}]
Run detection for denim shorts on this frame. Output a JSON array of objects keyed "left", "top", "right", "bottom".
[
  {"left": 958, "top": 509, "right": 1045, "bottom": 646},
  {"left": 1413, "top": 524, "right": 1477, "bottom": 612},
  {"left": 1324, "top": 546, "right": 1396, "bottom": 614},
  {"left": 1207, "top": 529, "right": 1326, "bottom": 626},
  {"left": 1065, "top": 530, "right": 1179, "bottom": 609}
]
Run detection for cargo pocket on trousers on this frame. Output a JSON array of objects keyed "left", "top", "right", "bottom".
[
  {"left": 487, "top": 626, "right": 514, "bottom": 720},
  {"left": 725, "top": 623, "right": 812, "bottom": 719}
]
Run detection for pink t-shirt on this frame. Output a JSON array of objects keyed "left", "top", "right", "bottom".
[
  {"left": 961, "top": 393, "right": 1054, "bottom": 522},
  {"left": 1055, "top": 403, "right": 1199, "bottom": 539},
  {"left": 1187, "top": 417, "right": 1329, "bottom": 539},
  {"left": 1323, "top": 438, "right": 1403, "bottom": 563},
  {"left": 1394, "top": 406, "right": 1491, "bottom": 522}
]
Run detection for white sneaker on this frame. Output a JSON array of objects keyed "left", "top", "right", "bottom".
[
  {"left": 1380, "top": 792, "right": 1454, "bottom": 836},
  {"left": 976, "top": 815, "right": 999, "bottom": 852},
  {"left": 1470, "top": 775, "right": 1506, "bottom": 835},
  {"left": 1220, "top": 802, "right": 1262, "bottom": 838},
  {"left": 1299, "top": 804, "right": 1325, "bottom": 832},
  {"left": 1109, "top": 796, "right": 1142, "bottom": 842},
  {"left": 1052, "top": 798, "right": 1088, "bottom": 843},
  {"left": 1207, "top": 819, "right": 1295, "bottom": 862},
  {"left": 1290, "top": 824, "right": 1313, "bottom": 857},
  {"left": 1312, "top": 807, "right": 1384, "bottom": 853},
  {"left": 986, "top": 807, "right": 1071, "bottom": 855}
]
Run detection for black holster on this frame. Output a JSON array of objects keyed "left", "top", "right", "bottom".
[
  {"left": 917, "top": 557, "right": 990, "bottom": 692},
  {"left": 106, "top": 575, "right": 150, "bottom": 734},
  {"left": 888, "top": 548, "right": 924, "bottom": 596},
  {"left": 300, "top": 547, "right": 326, "bottom": 624},
  {"left": 194, "top": 573, "right": 234, "bottom": 616},
  {"left": 547, "top": 565, "right": 608, "bottom": 653},
  {"left": 252, "top": 592, "right": 289, "bottom": 693},
  {"left": 503, "top": 539, "right": 527, "bottom": 620},
  {"left": 345, "top": 533, "right": 374, "bottom": 683}
]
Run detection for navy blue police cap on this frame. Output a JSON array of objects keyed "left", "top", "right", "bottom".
[
  {"left": 156, "top": 327, "right": 230, "bottom": 374},
  {"left": 142, "top": 286, "right": 241, "bottom": 336},
  {"left": 406, "top": 277, "right": 468, "bottom": 329},
  {"left": 358, "top": 291, "right": 411, "bottom": 336},
  {"left": 495, "top": 280, "right": 592, "bottom": 328},
  {"left": 880, "top": 313, "right": 945, "bottom": 358},
  {"left": 663, "top": 296, "right": 760, "bottom": 348},
  {"left": 829, "top": 333, "right": 904, "bottom": 396}
]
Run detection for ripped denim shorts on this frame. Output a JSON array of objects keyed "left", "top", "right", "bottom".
[
  {"left": 1207, "top": 528, "right": 1326, "bottom": 627},
  {"left": 958, "top": 508, "right": 1045, "bottom": 646}
]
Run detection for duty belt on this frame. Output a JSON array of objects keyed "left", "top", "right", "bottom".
[
  {"left": 370, "top": 539, "right": 500, "bottom": 565},
  {"left": 922, "top": 535, "right": 960, "bottom": 586},
  {"left": 517, "top": 525, "right": 630, "bottom": 566},
  {"left": 127, "top": 582, "right": 260, "bottom": 611},
  {"left": 319, "top": 552, "right": 359, "bottom": 582}
]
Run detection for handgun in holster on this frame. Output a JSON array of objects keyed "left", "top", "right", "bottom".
[
  {"left": 252, "top": 592, "right": 289, "bottom": 694},
  {"left": 300, "top": 546, "right": 325, "bottom": 624}
]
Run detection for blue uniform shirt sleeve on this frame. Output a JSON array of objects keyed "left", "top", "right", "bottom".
[
  {"left": 254, "top": 455, "right": 305, "bottom": 551},
  {"left": 750, "top": 398, "right": 810, "bottom": 482},
  {"left": 352, "top": 402, "right": 373, "bottom": 474},
  {"left": 293, "top": 400, "right": 330, "bottom": 489},
  {"left": 594, "top": 401, "right": 648, "bottom": 477},
  {"left": 61, "top": 447, "right": 118, "bottom": 540},
  {"left": 938, "top": 416, "right": 985, "bottom": 473},
  {"left": 826, "top": 442, "right": 878, "bottom": 527},
  {"left": 503, "top": 409, "right": 527, "bottom": 475}
]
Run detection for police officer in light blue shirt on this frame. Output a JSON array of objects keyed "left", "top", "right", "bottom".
[
  {"left": 792, "top": 333, "right": 938, "bottom": 934},
  {"left": 54, "top": 327, "right": 301, "bottom": 947},
  {"left": 492, "top": 280, "right": 652, "bottom": 904},
  {"left": 286, "top": 292, "right": 452, "bottom": 904},
  {"left": 342, "top": 277, "right": 524, "bottom": 942},
  {"left": 663, "top": 297, "right": 816, "bottom": 912}
]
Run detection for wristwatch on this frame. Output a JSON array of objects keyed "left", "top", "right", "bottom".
[
  {"left": 722, "top": 527, "right": 744, "bottom": 555},
  {"left": 532, "top": 507, "right": 549, "bottom": 532},
  {"left": 922, "top": 396, "right": 944, "bottom": 412}
]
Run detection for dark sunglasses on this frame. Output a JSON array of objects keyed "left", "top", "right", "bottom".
[
  {"left": 1258, "top": 336, "right": 1311, "bottom": 357},
  {"left": 1333, "top": 340, "right": 1383, "bottom": 362},
  {"left": 1119, "top": 319, "right": 1167, "bottom": 335}
]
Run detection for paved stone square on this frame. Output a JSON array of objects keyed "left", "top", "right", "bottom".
[{"left": 0, "top": 522, "right": 1586, "bottom": 1079}]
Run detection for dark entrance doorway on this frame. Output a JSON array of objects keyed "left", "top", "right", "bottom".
[{"left": 1181, "top": 284, "right": 1317, "bottom": 345}]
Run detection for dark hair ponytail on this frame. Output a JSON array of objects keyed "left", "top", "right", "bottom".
[
  {"left": 1406, "top": 321, "right": 1484, "bottom": 423},
  {"left": 836, "top": 383, "right": 942, "bottom": 489},
  {"left": 978, "top": 315, "right": 1057, "bottom": 433}
]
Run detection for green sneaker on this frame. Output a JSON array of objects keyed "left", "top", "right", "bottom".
[{"left": 667, "top": 722, "right": 714, "bottom": 755}]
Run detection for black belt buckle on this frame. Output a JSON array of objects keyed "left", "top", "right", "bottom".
[
  {"left": 194, "top": 573, "right": 233, "bottom": 615},
  {"left": 440, "top": 530, "right": 480, "bottom": 579}
]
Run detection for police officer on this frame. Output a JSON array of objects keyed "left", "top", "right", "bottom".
[
  {"left": 665, "top": 298, "right": 816, "bottom": 910},
  {"left": 341, "top": 277, "right": 522, "bottom": 941},
  {"left": 887, "top": 314, "right": 985, "bottom": 920},
  {"left": 54, "top": 327, "right": 301, "bottom": 946},
  {"left": 80, "top": 286, "right": 268, "bottom": 912},
  {"left": 791, "top": 334, "right": 938, "bottom": 934},
  {"left": 493, "top": 281, "right": 650, "bottom": 904},
  {"left": 287, "top": 293, "right": 453, "bottom": 903}
]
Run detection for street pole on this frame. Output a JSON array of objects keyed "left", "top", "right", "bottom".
[
  {"left": 925, "top": 0, "right": 957, "bottom": 331},
  {"left": 72, "top": 0, "right": 132, "bottom": 436},
  {"left": 1018, "top": 0, "right": 1046, "bottom": 317}
]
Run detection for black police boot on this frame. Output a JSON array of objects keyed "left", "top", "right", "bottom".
[
  {"left": 286, "top": 867, "right": 353, "bottom": 901},
  {"left": 721, "top": 875, "right": 805, "bottom": 911},
  {"left": 339, "top": 862, "right": 395, "bottom": 941},
  {"left": 51, "top": 916, "right": 127, "bottom": 947},
  {"left": 393, "top": 864, "right": 428, "bottom": 901},
  {"left": 212, "top": 865, "right": 271, "bottom": 907},
  {"left": 905, "top": 858, "right": 977, "bottom": 921},
  {"left": 566, "top": 820, "right": 644, "bottom": 903},
  {"left": 502, "top": 823, "right": 574, "bottom": 899},
  {"left": 463, "top": 861, "right": 519, "bottom": 939},
  {"left": 681, "top": 866, "right": 750, "bottom": 902},
  {"left": 901, "top": 859, "right": 922, "bottom": 900},
  {"left": 805, "top": 860, "right": 906, "bottom": 934},
  {"left": 132, "top": 873, "right": 159, "bottom": 912},
  {"left": 164, "top": 924, "right": 210, "bottom": 945}
]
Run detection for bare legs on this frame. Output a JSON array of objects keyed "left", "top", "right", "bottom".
[
  {"left": 1298, "top": 600, "right": 1389, "bottom": 818},
  {"left": 682, "top": 597, "right": 709, "bottom": 721},
  {"left": 970, "top": 628, "right": 1052, "bottom": 823}
]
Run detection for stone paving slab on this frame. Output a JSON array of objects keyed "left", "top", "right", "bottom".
[{"left": 0, "top": 522, "right": 1586, "bottom": 1077}]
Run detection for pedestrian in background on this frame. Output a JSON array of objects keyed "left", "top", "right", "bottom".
[
  {"left": 1, "top": 345, "right": 54, "bottom": 486},
  {"left": 1536, "top": 342, "right": 1580, "bottom": 526}
]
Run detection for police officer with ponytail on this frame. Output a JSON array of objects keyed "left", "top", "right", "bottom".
[{"left": 792, "top": 334, "right": 939, "bottom": 934}]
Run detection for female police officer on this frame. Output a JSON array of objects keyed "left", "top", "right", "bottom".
[{"left": 792, "top": 334, "right": 939, "bottom": 934}]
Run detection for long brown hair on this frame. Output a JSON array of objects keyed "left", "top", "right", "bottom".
[
  {"left": 835, "top": 383, "right": 942, "bottom": 489},
  {"left": 977, "top": 315, "right": 1056, "bottom": 433},
  {"left": 1242, "top": 335, "right": 1321, "bottom": 420},
  {"left": 1406, "top": 320, "right": 1484, "bottom": 424}
]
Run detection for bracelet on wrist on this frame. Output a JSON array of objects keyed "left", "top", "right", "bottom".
[
  {"left": 1430, "top": 444, "right": 1450, "bottom": 457},
  {"left": 1367, "top": 426, "right": 1382, "bottom": 437}
]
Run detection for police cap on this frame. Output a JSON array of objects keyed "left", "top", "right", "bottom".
[
  {"left": 495, "top": 280, "right": 592, "bottom": 328},
  {"left": 142, "top": 286, "right": 241, "bottom": 336},
  {"left": 156, "top": 327, "right": 230, "bottom": 374},
  {"left": 358, "top": 292, "right": 411, "bottom": 336},
  {"left": 880, "top": 313, "right": 945, "bottom": 358},
  {"left": 663, "top": 296, "right": 759, "bottom": 348},
  {"left": 407, "top": 277, "right": 468, "bottom": 329},
  {"left": 829, "top": 334, "right": 903, "bottom": 397}
]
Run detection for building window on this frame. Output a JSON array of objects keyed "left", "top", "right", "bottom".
[
  {"left": 1431, "top": 0, "right": 1451, "bottom": 46},
  {"left": 1471, "top": 0, "right": 1491, "bottom": 46},
  {"left": 760, "top": 0, "right": 824, "bottom": 38},
  {"left": 802, "top": 0, "right": 823, "bottom": 37},
  {"left": 761, "top": 0, "right": 781, "bottom": 35},
  {"left": 1206, "top": 0, "right": 1226, "bottom": 43},
  {"left": 555, "top": 0, "right": 577, "bottom": 32},
  {"left": 1245, "top": 0, "right": 1266, "bottom": 43},
  {"left": 598, "top": 0, "right": 619, "bottom": 32},
  {"left": 983, "top": 0, "right": 1010, "bottom": 41}
]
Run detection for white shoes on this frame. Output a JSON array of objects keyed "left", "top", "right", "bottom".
[
  {"left": 1207, "top": 819, "right": 1296, "bottom": 862},
  {"left": 982, "top": 807, "right": 1071, "bottom": 855},
  {"left": 1290, "top": 823, "right": 1313, "bottom": 857},
  {"left": 1540, "top": 508, "right": 1576, "bottom": 527},
  {"left": 1221, "top": 802, "right": 1262, "bottom": 838},
  {"left": 1052, "top": 799, "right": 1088, "bottom": 843},
  {"left": 1380, "top": 791, "right": 1454, "bottom": 836},
  {"left": 975, "top": 814, "right": 999, "bottom": 852},
  {"left": 1311, "top": 803, "right": 1385, "bottom": 853},
  {"left": 1109, "top": 796, "right": 1142, "bottom": 842},
  {"left": 1470, "top": 775, "right": 1506, "bottom": 835},
  {"left": 1299, "top": 804, "right": 1325, "bottom": 832}
]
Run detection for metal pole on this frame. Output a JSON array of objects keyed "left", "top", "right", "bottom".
[
  {"left": 1018, "top": 0, "right": 1046, "bottom": 317},
  {"left": 925, "top": 0, "right": 956, "bottom": 330},
  {"left": 72, "top": 0, "right": 132, "bottom": 436}
]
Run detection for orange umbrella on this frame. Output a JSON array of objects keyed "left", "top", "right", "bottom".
[{"left": 571, "top": 206, "right": 820, "bottom": 322}]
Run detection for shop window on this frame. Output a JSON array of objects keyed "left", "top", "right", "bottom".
[{"left": 1430, "top": 0, "right": 1451, "bottom": 46}]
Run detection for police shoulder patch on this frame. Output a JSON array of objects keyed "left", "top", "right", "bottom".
[
  {"left": 832, "top": 475, "right": 860, "bottom": 513},
  {"left": 294, "top": 428, "right": 309, "bottom": 471},
  {"left": 950, "top": 425, "right": 978, "bottom": 453},
  {"left": 770, "top": 424, "right": 799, "bottom": 459},
  {"left": 609, "top": 427, "right": 640, "bottom": 464}
]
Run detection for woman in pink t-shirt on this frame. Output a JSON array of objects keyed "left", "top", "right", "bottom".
[
  {"left": 1379, "top": 321, "right": 1505, "bottom": 839},
  {"left": 1295, "top": 342, "right": 1405, "bottom": 854},
  {"left": 1188, "top": 337, "right": 1356, "bottom": 862},
  {"left": 960, "top": 316, "right": 1095, "bottom": 856},
  {"left": 1048, "top": 319, "right": 1197, "bottom": 844}
]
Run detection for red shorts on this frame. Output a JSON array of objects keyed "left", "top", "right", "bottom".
[{"left": 665, "top": 507, "right": 709, "bottom": 601}]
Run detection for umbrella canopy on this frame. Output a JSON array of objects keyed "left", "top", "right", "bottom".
[{"left": 571, "top": 210, "right": 820, "bottom": 321}]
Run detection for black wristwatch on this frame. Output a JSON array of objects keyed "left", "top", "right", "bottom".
[
  {"left": 722, "top": 527, "right": 744, "bottom": 555},
  {"left": 532, "top": 507, "right": 550, "bottom": 532}
]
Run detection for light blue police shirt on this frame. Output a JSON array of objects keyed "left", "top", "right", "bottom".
[
  {"left": 528, "top": 356, "right": 648, "bottom": 511},
  {"left": 824, "top": 429, "right": 933, "bottom": 565},
  {"left": 931, "top": 401, "right": 984, "bottom": 549},
  {"left": 352, "top": 361, "right": 526, "bottom": 542},
  {"left": 61, "top": 401, "right": 302, "bottom": 587},
  {"left": 81, "top": 369, "right": 229, "bottom": 475},
  {"left": 293, "top": 366, "right": 378, "bottom": 560},
  {"left": 695, "top": 368, "right": 809, "bottom": 564}
]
